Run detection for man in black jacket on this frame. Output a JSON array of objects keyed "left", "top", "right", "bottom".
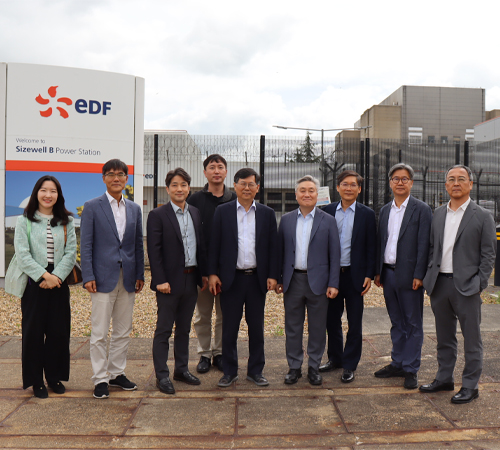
[{"left": 187, "top": 154, "right": 236, "bottom": 374}]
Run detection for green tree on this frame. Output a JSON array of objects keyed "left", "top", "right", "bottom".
[{"left": 290, "top": 131, "right": 321, "bottom": 163}]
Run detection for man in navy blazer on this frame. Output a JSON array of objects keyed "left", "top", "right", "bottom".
[
  {"left": 81, "top": 159, "right": 144, "bottom": 399},
  {"left": 147, "top": 168, "right": 208, "bottom": 395},
  {"left": 276, "top": 175, "right": 340, "bottom": 386},
  {"left": 374, "top": 163, "right": 432, "bottom": 389},
  {"left": 208, "top": 168, "right": 278, "bottom": 388},
  {"left": 320, "top": 170, "right": 376, "bottom": 383}
]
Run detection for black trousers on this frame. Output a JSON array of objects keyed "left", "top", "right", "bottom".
[
  {"left": 21, "top": 265, "right": 71, "bottom": 389},
  {"left": 153, "top": 272, "right": 198, "bottom": 379},
  {"left": 220, "top": 272, "right": 265, "bottom": 376},
  {"left": 326, "top": 270, "right": 364, "bottom": 371}
]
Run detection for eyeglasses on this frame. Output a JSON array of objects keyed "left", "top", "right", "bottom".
[
  {"left": 446, "top": 177, "right": 469, "bottom": 184},
  {"left": 391, "top": 177, "right": 411, "bottom": 184},
  {"left": 340, "top": 182, "right": 359, "bottom": 188},
  {"left": 104, "top": 172, "right": 127, "bottom": 179},
  {"left": 236, "top": 181, "right": 258, "bottom": 189}
]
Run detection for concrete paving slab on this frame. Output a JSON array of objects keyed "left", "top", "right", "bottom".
[
  {"left": 0, "top": 362, "right": 22, "bottom": 389},
  {"left": 237, "top": 396, "right": 344, "bottom": 435},
  {"left": 128, "top": 397, "right": 235, "bottom": 436},
  {"left": 335, "top": 392, "right": 454, "bottom": 432},
  {"left": 0, "top": 397, "right": 26, "bottom": 422},
  {"left": 0, "top": 397, "right": 141, "bottom": 436},
  {"left": 425, "top": 384, "right": 500, "bottom": 428}
]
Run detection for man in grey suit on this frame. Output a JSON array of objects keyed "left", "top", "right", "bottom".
[
  {"left": 276, "top": 175, "right": 340, "bottom": 386},
  {"left": 374, "top": 163, "right": 432, "bottom": 389},
  {"left": 81, "top": 159, "right": 144, "bottom": 399},
  {"left": 420, "top": 165, "right": 496, "bottom": 404}
]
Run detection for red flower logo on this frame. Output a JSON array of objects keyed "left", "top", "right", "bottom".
[{"left": 36, "top": 86, "right": 73, "bottom": 118}]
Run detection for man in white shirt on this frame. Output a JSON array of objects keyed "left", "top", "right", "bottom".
[
  {"left": 208, "top": 168, "right": 278, "bottom": 388},
  {"left": 374, "top": 163, "right": 432, "bottom": 389},
  {"left": 81, "top": 159, "right": 144, "bottom": 399},
  {"left": 420, "top": 165, "right": 496, "bottom": 404}
]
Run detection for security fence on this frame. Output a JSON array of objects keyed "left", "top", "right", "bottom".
[{"left": 143, "top": 133, "right": 500, "bottom": 223}]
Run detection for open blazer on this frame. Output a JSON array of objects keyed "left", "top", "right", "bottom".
[{"left": 14, "top": 214, "right": 77, "bottom": 282}]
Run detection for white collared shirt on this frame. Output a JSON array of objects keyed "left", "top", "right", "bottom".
[
  {"left": 440, "top": 197, "right": 471, "bottom": 273},
  {"left": 384, "top": 196, "right": 410, "bottom": 265},
  {"left": 105, "top": 191, "right": 126, "bottom": 242},
  {"left": 236, "top": 200, "right": 257, "bottom": 269},
  {"left": 336, "top": 201, "right": 356, "bottom": 267},
  {"left": 295, "top": 207, "right": 316, "bottom": 270}
]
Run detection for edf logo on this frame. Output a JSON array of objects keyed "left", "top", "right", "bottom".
[
  {"left": 36, "top": 85, "right": 112, "bottom": 119},
  {"left": 75, "top": 99, "right": 111, "bottom": 115}
]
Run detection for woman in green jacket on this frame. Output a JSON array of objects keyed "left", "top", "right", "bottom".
[{"left": 14, "top": 175, "right": 76, "bottom": 398}]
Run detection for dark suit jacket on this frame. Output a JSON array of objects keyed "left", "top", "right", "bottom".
[
  {"left": 278, "top": 207, "right": 340, "bottom": 296},
  {"left": 323, "top": 201, "right": 377, "bottom": 292},
  {"left": 81, "top": 193, "right": 144, "bottom": 293},
  {"left": 423, "top": 200, "right": 496, "bottom": 297},
  {"left": 376, "top": 195, "right": 432, "bottom": 289},
  {"left": 208, "top": 200, "right": 278, "bottom": 295},
  {"left": 147, "top": 202, "right": 207, "bottom": 294}
]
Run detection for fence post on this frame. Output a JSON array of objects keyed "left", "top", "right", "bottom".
[
  {"left": 476, "top": 168, "right": 483, "bottom": 202},
  {"left": 373, "top": 153, "right": 379, "bottom": 212},
  {"left": 385, "top": 148, "right": 391, "bottom": 204},
  {"left": 364, "top": 138, "right": 370, "bottom": 206},
  {"left": 464, "top": 140, "right": 469, "bottom": 167},
  {"left": 359, "top": 140, "right": 365, "bottom": 205},
  {"left": 422, "top": 166, "right": 428, "bottom": 204},
  {"left": 153, "top": 133, "right": 158, "bottom": 209},
  {"left": 259, "top": 135, "right": 265, "bottom": 204},
  {"left": 455, "top": 143, "right": 460, "bottom": 165}
]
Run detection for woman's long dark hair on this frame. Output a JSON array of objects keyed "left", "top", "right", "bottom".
[{"left": 24, "top": 175, "right": 73, "bottom": 226}]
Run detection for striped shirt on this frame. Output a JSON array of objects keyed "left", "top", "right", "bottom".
[{"left": 37, "top": 212, "right": 55, "bottom": 264}]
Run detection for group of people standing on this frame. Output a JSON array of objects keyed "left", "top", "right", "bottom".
[{"left": 13, "top": 156, "right": 496, "bottom": 406}]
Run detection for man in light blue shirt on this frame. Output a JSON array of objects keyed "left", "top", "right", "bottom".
[
  {"left": 276, "top": 175, "right": 340, "bottom": 386},
  {"left": 321, "top": 170, "right": 376, "bottom": 384}
]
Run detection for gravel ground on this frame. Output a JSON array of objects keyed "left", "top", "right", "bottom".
[{"left": 0, "top": 269, "right": 498, "bottom": 338}]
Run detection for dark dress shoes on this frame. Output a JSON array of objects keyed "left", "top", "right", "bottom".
[
  {"left": 246, "top": 374, "right": 269, "bottom": 386},
  {"left": 213, "top": 355, "right": 224, "bottom": 372},
  {"left": 196, "top": 356, "right": 211, "bottom": 374},
  {"left": 419, "top": 379, "right": 455, "bottom": 393},
  {"left": 319, "top": 360, "right": 343, "bottom": 372},
  {"left": 451, "top": 387, "right": 479, "bottom": 404},
  {"left": 284, "top": 368, "right": 302, "bottom": 385},
  {"left": 404, "top": 372, "right": 418, "bottom": 389},
  {"left": 374, "top": 364, "right": 405, "bottom": 378},
  {"left": 307, "top": 367, "right": 323, "bottom": 386},
  {"left": 173, "top": 371, "right": 201, "bottom": 385},
  {"left": 218, "top": 374, "right": 238, "bottom": 387},
  {"left": 33, "top": 384, "right": 48, "bottom": 399},
  {"left": 156, "top": 377, "right": 175, "bottom": 394},
  {"left": 341, "top": 369, "right": 355, "bottom": 383},
  {"left": 47, "top": 381, "right": 66, "bottom": 394}
]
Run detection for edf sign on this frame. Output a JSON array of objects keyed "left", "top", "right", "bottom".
[{"left": 75, "top": 100, "right": 112, "bottom": 115}]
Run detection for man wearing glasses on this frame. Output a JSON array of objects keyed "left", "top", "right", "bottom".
[
  {"left": 374, "top": 163, "right": 432, "bottom": 389},
  {"left": 420, "top": 165, "right": 495, "bottom": 403},
  {"left": 208, "top": 168, "right": 278, "bottom": 387},
  {"left": 320, "top": 170, "right": 376, "bottom": 383},
  {"left": 81, "top": 159, "right": 144, "bottom": 399}
]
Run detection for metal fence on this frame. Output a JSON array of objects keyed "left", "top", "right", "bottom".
[{"left": 144, "top": 133, "right": 500, "bottom": 224}]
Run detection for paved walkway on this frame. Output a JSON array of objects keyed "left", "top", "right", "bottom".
[{"left": 1, "top": 305, "right": 500, "bottom": 449}]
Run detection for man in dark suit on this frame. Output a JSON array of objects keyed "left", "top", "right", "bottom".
[
  {"left": 319, "top": 170, "right": 376, "bottom": 383},
  {"left": 374, "top": 163, "right": 432, "bottom": 389},
  {"left": 147, "top": 168, "right": 208, "bottom": 395},
  {"left": 81, "top": 159, "right": 144, "bottom": 399},
  {"left": 208, "top": 168, "right": 278, "bottom": 388},
  {"left": 420, "top": 165, "right": 496, "bottom": 404},
  {"left": 276, "top": 175, "right": 340, "bottom": 386}
]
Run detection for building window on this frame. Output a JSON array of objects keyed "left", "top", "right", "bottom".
[
  {"left": 441, "top": 136, "right": 448, "bottom": 144},
  {"left": 267, "top": 192, "right": 282, "bottom": 201},
  {"left": 285, "top": 192, "right": 296, "bottom": 201},
  {"left": 408, "top": 133, "right": 422, "bottom": 144},
  {"left": 428, "top": 136, "right": 435, "bottom": 144},
  {"left": 453, "top": 136, "right": 460, "bottom": 144},
  {"left": 285, "top": 203, "right": 297, "bottom": 212}
]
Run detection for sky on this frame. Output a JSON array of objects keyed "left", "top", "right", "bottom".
[{"left": 1, "top": 0, "right": 500, "bottom": 138}]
